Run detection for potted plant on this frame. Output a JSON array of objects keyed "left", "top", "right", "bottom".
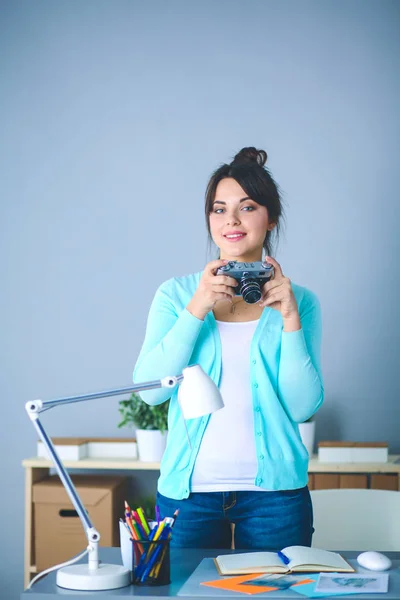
[
  {"left": 298, "top": 417, "right": 316, "bottom": 457},
  {"left": 118, "top": 393, "right": 169, "bottom": 462}
]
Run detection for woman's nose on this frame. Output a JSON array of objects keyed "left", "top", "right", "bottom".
[{"left": 226, "top": 211, "right": 241, "bottom": 226}]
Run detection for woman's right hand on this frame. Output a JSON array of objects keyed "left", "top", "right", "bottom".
[{"left": 186, "top": 259, "right": 238, "bottom": 320}]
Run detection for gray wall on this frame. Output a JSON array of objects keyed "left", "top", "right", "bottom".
[{"left": 1, "top": 0, "right": 399, "bottom": 596}]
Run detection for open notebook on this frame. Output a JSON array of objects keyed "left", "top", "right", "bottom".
[{"left": 215, "top": 546, "right": 355, "bottom": 575}]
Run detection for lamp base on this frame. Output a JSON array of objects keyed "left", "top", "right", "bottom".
[{"left": 57, "top": 563, "right": 131, "bottom": 590}]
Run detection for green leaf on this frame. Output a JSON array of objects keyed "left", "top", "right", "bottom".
[{"left": 117, "top": 392, "right": 169, "bottom": 433}]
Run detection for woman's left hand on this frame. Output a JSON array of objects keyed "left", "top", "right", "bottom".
[{"left": 259, "top": 257, "right": 300, "bottom": 322}]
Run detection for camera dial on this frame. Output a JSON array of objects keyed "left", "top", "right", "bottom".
[{"left": 218, "top": 261, "right": 235, "bottom": 272}]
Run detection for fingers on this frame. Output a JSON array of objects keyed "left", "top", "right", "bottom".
[
  {"left": 261, "top": 277, "right": 289, "bottom": 298},
  {"left": 212, "top": 283, "right": 237, "bottom": 297},
  {"left": 259, "top": 278, "right": 292, "bottom": 306},
  {"left": 198, "top": 260, "right": 239, "bottom": 309},
  {"left": 204, "top": 261, "right": 238, "bottom": 287},
  {"left": 206, "top": 259, "right": 230, "bottom": 275},
  {"left": 214, "top": 275, "right": 238, "bottom": 287},
  {"left": 261, "top": 278, "right": 285, "bottom": 294},
  {"left": 215, "top": 293, "right": 234, "bottom": 302},
  {"left": 261, "top": 291, "right": 284, "bottom": 306},
  {"left": 264, "top": 256, "right": 283, "bottom": 278}
]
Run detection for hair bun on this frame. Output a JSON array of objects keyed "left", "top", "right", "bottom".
[{"left": 231, "top": 146, "right": 268, "bottom": 167}]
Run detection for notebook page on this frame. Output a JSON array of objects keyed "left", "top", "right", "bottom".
[
  {"left": 217, "top": 552, "right": 284, "bottom": 573},
  {"left": 282, "top": 546, "right": 350, "bottom": 570}
]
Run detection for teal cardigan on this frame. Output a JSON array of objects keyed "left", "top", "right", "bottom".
[{"left": 133, "top": 271, "right": 324, "bottom": 500}]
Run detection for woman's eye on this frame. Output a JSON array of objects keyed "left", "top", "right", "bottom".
[{"left": 212, "top": 205, "right": 255, "bottom": 214}]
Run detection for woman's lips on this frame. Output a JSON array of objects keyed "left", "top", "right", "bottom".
[{"left": 223, "top": 233, "right": 246, "bottom": 242}]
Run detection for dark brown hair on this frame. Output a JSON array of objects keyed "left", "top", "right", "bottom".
[{"left": 205, "top": 147, "right": 284, "bottom": 256}]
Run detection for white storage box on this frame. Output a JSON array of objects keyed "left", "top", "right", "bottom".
[
  {"left": 87, "top": 438, "right": 138, "bottom": 459},
  {"left": 318, "top": 441, "right": 388, "bottom": 463},
  {"left": 37, "top": 438, "right": 87, "bottom": 461}
]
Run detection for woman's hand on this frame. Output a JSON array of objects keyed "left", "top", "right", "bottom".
[
  {"left": 259, "top": 257, "right": 301, "bottom": 331},
  {"left": 186, "top": 259, "right": 238, "bottom": 320}
]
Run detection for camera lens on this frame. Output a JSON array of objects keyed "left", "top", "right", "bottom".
[{"left": 239, "top": 275, "right": 262, "bottom": 304}]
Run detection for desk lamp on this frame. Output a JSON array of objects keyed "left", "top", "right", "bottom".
[{"left": 26, "top": 364, "right": 224, "bottom": 591}]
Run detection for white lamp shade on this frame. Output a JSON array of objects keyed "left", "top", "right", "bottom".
[{"left": 178, "top": 365, "right": 224, "bottom": 419}]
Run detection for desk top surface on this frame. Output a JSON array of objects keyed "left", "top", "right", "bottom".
[{"left": 22, "top": 548, "right": 400, "bottom": 599}]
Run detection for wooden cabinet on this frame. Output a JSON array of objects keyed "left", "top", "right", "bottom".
[
  {"left": 308, "top": 455, "right": 400, "bottom": 491},
  {"left": 310, "top": 474, "right": 370, "bottom": 489},
  {"left": 370, "top": 474, "right": 399, "bottom": 490},
  {"left": 22, "top": 455, "right": 400, "bottom": 587}
]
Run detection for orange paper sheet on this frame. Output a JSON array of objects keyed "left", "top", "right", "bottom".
[{"left": 201, "top": 574, "right": 314, "bottom": 595}]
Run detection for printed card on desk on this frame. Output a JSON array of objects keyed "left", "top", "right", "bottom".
[
  {"left": 316, "top": 573, "right": 389, "bottom": 594},
  {"left": 290, "top": 572, "right": 389, "bottom": 598}
]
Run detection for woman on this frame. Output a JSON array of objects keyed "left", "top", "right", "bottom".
[{"left": 133, "top": 147, "right": 324, "bottom": 550}]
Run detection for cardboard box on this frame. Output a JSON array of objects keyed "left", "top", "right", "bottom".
[{"left": 33, "top": 475, "right": 129, "bottom": 572}]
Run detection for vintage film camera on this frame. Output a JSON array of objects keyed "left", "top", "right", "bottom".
[{"left": 216, "top": 260, "right": 274, "bottom": 304}]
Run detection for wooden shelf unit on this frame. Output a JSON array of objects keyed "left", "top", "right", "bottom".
[{"left": 22, "top": 454, "right": 400, "bottom": 587}]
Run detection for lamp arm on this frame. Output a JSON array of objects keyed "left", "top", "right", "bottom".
[
  {"left": 25, "top": 374, "right": 182, "bottom": 572},
  {"left": 31, "top": 375, "right": 182, "bottom": 412}
]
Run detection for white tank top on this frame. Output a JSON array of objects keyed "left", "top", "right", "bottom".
[{"left": 190, "top": 318, "right": 267, "bottom": 492}]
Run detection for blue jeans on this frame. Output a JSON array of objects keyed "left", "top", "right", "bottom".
[{"left": 157, "top": 487, "right": 314, "bottom": 550}]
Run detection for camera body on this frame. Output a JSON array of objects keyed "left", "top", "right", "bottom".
[{"left": 216, "top": 260, "right": 274, "bottom": 304}]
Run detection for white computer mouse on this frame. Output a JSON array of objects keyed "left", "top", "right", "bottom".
[{"left": 357, "top": 551, "right": 392, "bottom": 571}]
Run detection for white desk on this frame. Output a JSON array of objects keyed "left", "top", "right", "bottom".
[
  {"left": 22, "top": 455, "right": 400, "bottom": 587},
  {"left": 21, "top": 548, "right": 400, "bottom": 599}
]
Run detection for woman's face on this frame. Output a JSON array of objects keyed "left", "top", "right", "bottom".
[{"left": 209, "top": 178, "right": 274, "bottom": 262}]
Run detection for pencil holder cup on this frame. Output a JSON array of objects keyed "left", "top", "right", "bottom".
[{"left": 132, "top": 538, "right": 171, "bottom": 586}]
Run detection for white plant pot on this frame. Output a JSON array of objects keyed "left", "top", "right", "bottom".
[
  {"left": 135, "top": 429, "right": 167, "bottom": 462},
  {"left": 298, "top": 421, "right": 316, "bottom": 457}
]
